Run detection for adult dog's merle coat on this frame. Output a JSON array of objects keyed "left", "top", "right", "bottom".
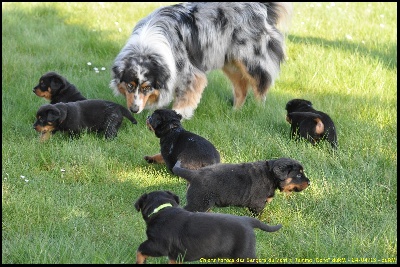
[
  {"left": 172, "top": 157, "right": 310, "bottom": 216},
  {"left": 33, "top": 99, "right": 137, "bottom": 141},
  {"left": 110, "top": 2, "right": 292, "bottom": 119},
  {"left": 134, "top": 190, "right": 282, "bottom": 264},
  {"left": 285, "top": 99, "right": 338, "bottom": 149},
  {"left": 144, "top": 109, "right": 220, "bottom": 172},
  {"left": 33, "top": 71, "right": 86, "bottom": 103}
]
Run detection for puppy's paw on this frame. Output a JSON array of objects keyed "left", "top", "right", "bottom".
[
  {"left": 144, "top": 156, "right": 155, "bottom": 164},
  {"left": 144, "top": 153, "right": 165, "bottom": 164}
]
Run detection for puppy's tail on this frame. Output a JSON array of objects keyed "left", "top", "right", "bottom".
[
  {"left": 263, "top": 2, "right": 293, "bottom": 33},
  {"left": 249, "top": 217, "right": 282, "bottom": 232},
  {"left": 172, "top": 161, "right": 194, "bottom": 182},
  {"left": 120, "top": 106, "right": 137, "bottom": 124}
]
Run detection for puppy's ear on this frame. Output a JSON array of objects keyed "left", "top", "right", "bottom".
[
  {"left": 47, "top": 109, "right": 61, "bottom": 122},
  {"left": 50, "top": 76, "right": 64, "bottom": 90},
  {"left": 134, "top": 193, "right": 148, "bottom": 212},
  {"left": 166, "top": 190, "right": 180, "bottom": 205},
  {"left": 271, "top": 158, "right": 293, "bottom": 181}
]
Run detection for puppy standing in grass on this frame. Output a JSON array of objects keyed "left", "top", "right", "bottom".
[
  {"left": 33, "top": 99, "right": 137, "bottom": 142},
  {"left": 144, "top": 109, "right": 220, "bottom": 172},
  {"left": 172, "top": 157, "right": 310, "bottom": 216},
  {"left": 134, "top": 190, "right": 282, "bottom": 264},
  {"left": 110, "top": 2, "right": 292, "bottom": 119},
  {"left": 33, "top": 71, "right": 86, "bottom": 103},
  {"left": 285, "top": 99, "right": 338, "bottom": 149}
]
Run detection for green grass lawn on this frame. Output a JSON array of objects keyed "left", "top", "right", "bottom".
[{"left": 2, "top": 2, "right": 397, "bottom": 264}]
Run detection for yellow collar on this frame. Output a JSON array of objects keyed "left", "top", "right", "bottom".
[{"left": 148, "top": 203, "right": 173, "bottom": 217}]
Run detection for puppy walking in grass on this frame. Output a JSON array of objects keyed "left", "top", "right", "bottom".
[
  {"left": 33, "top": 99, "right": 137, "bottom": 142},
  {"left": 144, "top": 109, "right": 220, "bottom": 172},
  {"left": 173, "top": 157, "right": 310, "bottom": 216},
  {"left": 134, "top": 190, "right": 282, "bottom": 264},
  {"left": 285, "top": 99, "right": 338, "bottom": 149}
]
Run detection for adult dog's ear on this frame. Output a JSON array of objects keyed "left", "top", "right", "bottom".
[
  {"left": 270, "top": 158, "right": 293, "bottom": 181},
  {"left": 134, "top": 193, "right": 148, "bottom": 211},
  {"left": 112, "top": 64, "right": 123, "bottom": 80},
  {"left": 166, "top": 190, "right": 180, "bottom": 205}
]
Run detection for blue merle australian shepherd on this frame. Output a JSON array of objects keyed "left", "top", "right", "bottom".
[{"left": 110, "top": 2, "right": 292, "bottom": 119}]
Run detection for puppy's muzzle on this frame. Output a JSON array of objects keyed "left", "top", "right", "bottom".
[{"left": 146, "top": 116, "right": 154, "bottom": 131}]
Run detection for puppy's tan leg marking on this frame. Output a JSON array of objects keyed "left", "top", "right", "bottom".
[
  {"left": 168, "top": 259, "right": 178, "bottom": 264},
  {"left": 173, "top": 71, "right": 207, "bottom": 119},
  {"left": 144, "top": 153, "right": 165, "bottom": 164},
  {"left": 266, "top": 197, "right": 274, "bottom": 203},
  {"left": 314, "top": 118, "right": 324, "bottom": 134},
  {"left": 136, "top": 251, "right": 148, "bottom": 264}
]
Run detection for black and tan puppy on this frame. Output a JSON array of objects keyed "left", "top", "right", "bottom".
[
  {"left": 134, "top": 190, "right": 282, "bottom": 264},
  {"left": 144, "top": 109, "right": 220, "bottom": 172},
  {"left": 172, "top": 157, "right": 310, "bottom": 216},
  {"left": 33, "top": 71, "right": 86, "bottom": 103},
  {"left": 285, "top": 99, "right": 338, "bottom": 149},
  {"left": 33, "top": 99, "right": 137, "bottom": 141}
]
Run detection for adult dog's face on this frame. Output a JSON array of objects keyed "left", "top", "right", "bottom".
[
  {"left": 146, "top": 109, "right": 182, "bottom": 138},
  {"left": 111, "top": 55, "right": 170, "bottom": 114},
  {"left": 33, "top": 72, "right": 66, "bottom": 100}
]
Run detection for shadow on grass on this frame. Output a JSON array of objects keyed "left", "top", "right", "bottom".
[{"left": 288, "top": 34, "right": 397, "bottom": 70}]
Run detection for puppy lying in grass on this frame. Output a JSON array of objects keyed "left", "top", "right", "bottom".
[
  {"left": 134, "top": 190, "right": 282, "bottom": 264},
  {"left": 285, "top": 98, "right": 338, "bottom": 149},
  {"left": 144, "top": 109, "right": 220, "bottom": 172},
  {"left": 172, "top": 157, "right": 310, "bottom": 216},
  {"left": 33, "top": 71, "right": 86, "bottom": 103},
  {"left": 33, "top": 99, "right": 137, "bottom": 141}
]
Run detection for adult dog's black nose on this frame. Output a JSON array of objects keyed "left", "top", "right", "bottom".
[{"left": 129, "top": 106, "right": 139, "bottom": 113}]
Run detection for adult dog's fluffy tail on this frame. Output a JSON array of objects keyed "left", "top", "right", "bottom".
[
  {"left": 249, "top": 217, "right": 283, "bottom": 232},
  {"left": 172, "top": 161, "right": 194, "bottom": 182},
  {"left": 263, "top": 2, "right": 293, "bottom": 32}
]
